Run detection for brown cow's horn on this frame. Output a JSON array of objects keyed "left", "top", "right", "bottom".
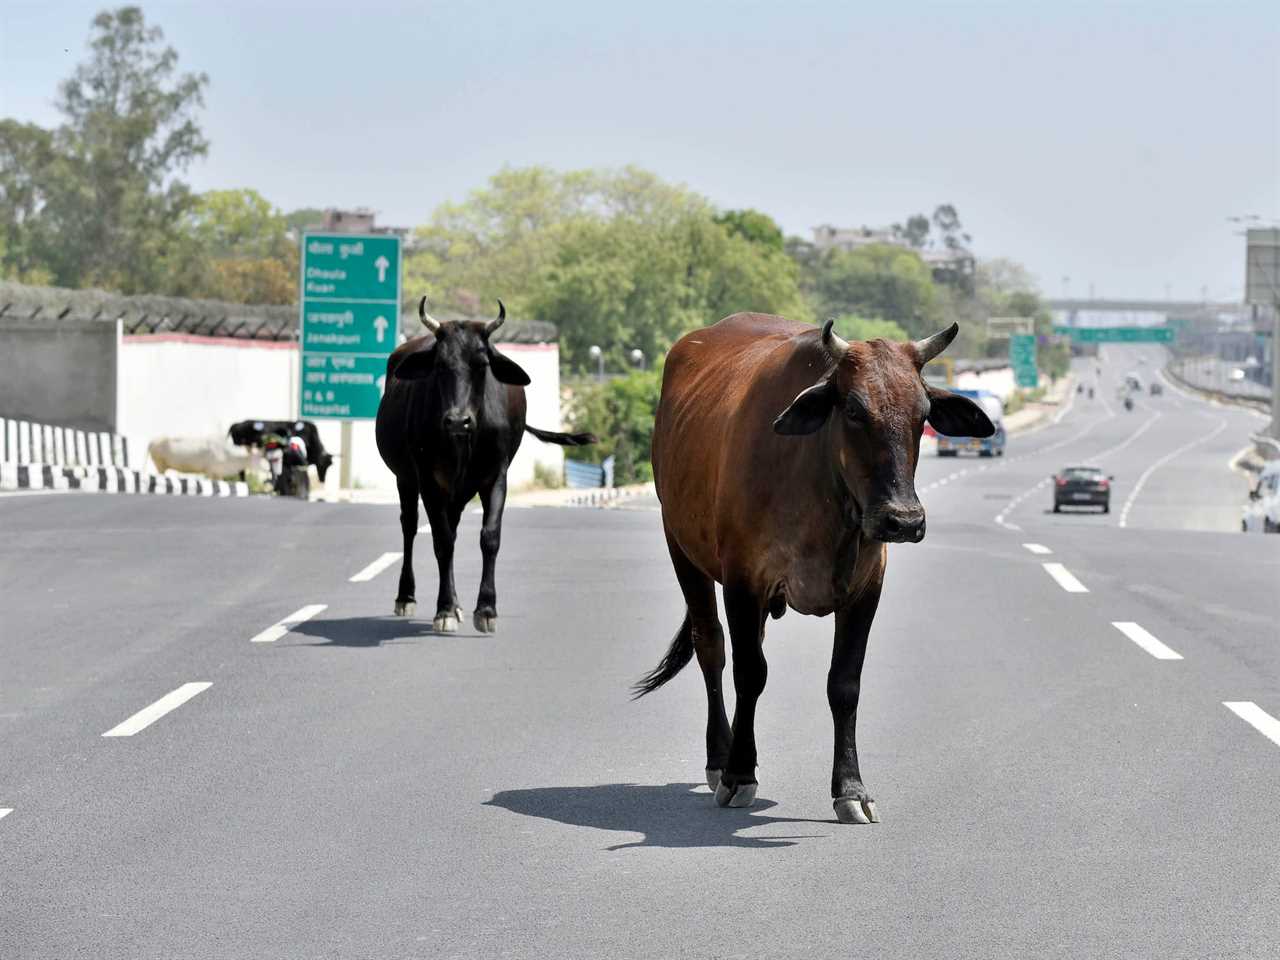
[
  {"left": 484, "top": 300, "right": 506, "bottom": 337},
  {"left": 821, "top": 317, "right": 849, "bottom": 356},
  {"left": 419, "top": 296, "right": 441, "bottom": 334},
  {"left": 914, "top": 323, "right": 959, "bottom": 364}
]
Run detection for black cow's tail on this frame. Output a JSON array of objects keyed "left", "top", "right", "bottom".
[
  {"left": 524, "top": 424, "right": 596, "bottom": 446},
  {"left": 632, "top": 613, "right": 694, "bottom": 699}
]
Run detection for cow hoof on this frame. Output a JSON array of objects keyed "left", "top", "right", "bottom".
[
  {"left": 473, "top": 612, "right": 497, "bottom": 633},
  {"left": 433, "top": 612, "right": 459, "bottom": 633},
  {"left": 833, "top": 796, "right": 880, "bottom": 824},
  {"left": 394, "top": 601, "right": 416, "bottom": 617},
  {"left": 705, "top": 768, "right": 722, "bottom": 792},
  {"left": 714, "top": 781, "right": 757, "bottom": 808}
]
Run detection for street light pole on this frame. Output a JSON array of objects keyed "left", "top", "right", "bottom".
[
  {"left": 588, "top": 345, "right": 603, "bottom": 382},
  {"left": 630, "top": 348, "right": 645, "bottom": 371}
]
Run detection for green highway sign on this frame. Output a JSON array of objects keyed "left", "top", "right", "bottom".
[
  {"left": 298, "top": 233, "right": 401, "bottom": 419},
  {"left": 1010, "top": 333, "right": 1038, "bottom": 388},
  {"left": 1052, "top": 326, "right": 1173, "bottom": 343}
]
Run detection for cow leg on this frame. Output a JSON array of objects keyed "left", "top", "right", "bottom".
[
  {"left": 473, "top": 474, "right": 507, "bottom": 633},
  {"left": 716, "top": 582, "right": 767, "bottom": 808},
  {"left": 828, "top": 580, "right": 884, "bottom": 825},
  {"left": 423, "top": 496, "right": 463, "bottom": 632},
  {"left": 664, "top": 528, "right": 730, "bottom": 791},
  {"left": 393, "top": 474, "right": 419, "bottom": 616}
]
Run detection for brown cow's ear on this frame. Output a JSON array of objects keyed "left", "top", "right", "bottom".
[
  {"left": 927, "top": 389, "right": 995, "bottom": 438},
  {"left": 488, "top": 348, "right": 531, "bottom": 386},
  {"left": 393, "top": 344, "right": 437, "bottom": 380},
  {"left": 774, "top": 379, "right": 836, "bottom": 435}
]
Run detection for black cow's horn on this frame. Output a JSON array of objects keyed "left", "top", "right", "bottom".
[
  {"left": 419, "top": 296, "right": 441, "bottom": 334},
  {"left": 914, "top": 323, "right": 959, "bottom": 364},
  {"left": 821, "top": 317, "right": 849, "bottom": 357},
  {"left": 484, "top": 300, "right": 506, "bottom": 337}
]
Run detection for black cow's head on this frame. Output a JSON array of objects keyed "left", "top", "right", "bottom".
[
  {"left": 393, "top": 298, "right": 530, "bottom": 439},
  {"left": 773, "top": 320, "right": 993, "bottom": 544},
  {"left": 315, "top": 451, "right": 334, "bottom": 483}
]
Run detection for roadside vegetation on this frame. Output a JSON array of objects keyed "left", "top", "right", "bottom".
[{"left": 1, "top": 5, "right": 1071, "bottom": 482}]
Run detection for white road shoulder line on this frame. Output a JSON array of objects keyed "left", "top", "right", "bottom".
[
  {"left": 1042, "top": 562, "right": 1088, "bottom": 593},
  {"left": 1111, "top": 621, "right": 1182, "bottom": 660},
  {"left": 0, "top": 808, "right": 12, "bottom": 820},
  {"left": 102, "top": 682, "right": 212, "bottom": 737},
  {"left": 349, "top": 552, "right": 402, "bottom": 583},
  {"left": 1022, "top": 543, "right": 1052, "bottom": 555},
  {"left": 249, "top": 603, "right": 328, "bottom": 643},
  {"left": 1223, "top": 701, "right": 1280, "bottom": 748},
  {"left": 1118, "top": 416, "right": 1228, "bottom": 528}
]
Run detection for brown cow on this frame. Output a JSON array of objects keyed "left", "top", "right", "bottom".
[{"left": 639, "top": 313, "right": 993, "bottom": 823}]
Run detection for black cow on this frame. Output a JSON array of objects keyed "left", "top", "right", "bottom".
[
  {"left": 375, "top": 298, "right": 594, "bottom": 633},
  {"left": 228, "top": 419, "right": 334, "bottom": 483}
]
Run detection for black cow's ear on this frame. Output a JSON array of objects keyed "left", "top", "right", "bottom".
[
  {"left": 774, "top": 380, "right": 836, "bottom": 436},
  {"left": 393, "top": 344, "right": 436, "bottom": 380},
  {"left": 927, "top": 389, "right": 995, "bottom": 438},
  {"left": 488, "top": 348, "right": 531, "bottom": 386}
]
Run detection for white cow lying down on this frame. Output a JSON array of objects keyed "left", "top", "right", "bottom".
[{"left": 147, "top": 436, "right": 260, "bottom": 479}]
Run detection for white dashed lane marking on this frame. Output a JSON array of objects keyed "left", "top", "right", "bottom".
[
  {"left": 1022, "top": 543, "right": 1052, "bottom": 555},
  {"left": 349, "top": 552, "right": 402, "bottom": 583},
  {"left": 102, "top": 682, "right": 212, "bottom": 737},
  {"left": 0, "top": 808, "right": 12, "bottom": 821},
  {"left": 249, "top": 604, "right": 327, "bottom": 644},
  {"left": 1042, "top": 562, "right": 1088, "bottom": 593},
  {"left": 1111, "top": 621, "right": 1182, "bottom": 660},
  {"left": 1223, "top": 702, "right": 1280, "bottom": 748}
]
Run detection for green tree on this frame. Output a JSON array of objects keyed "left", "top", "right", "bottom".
[
  {"left": 810, "top": 244, "right": 940, "bottom": 339},
  {"left": 37, "top": 6, "right": 209, "bottom": 291},
  {"left": 833, "top": 314, "right": 909, "bottom": 342},
  {"left": 714, "top": 208, "right": 784, "bottom": 251},
  {"left": 0, "top": 120, "right": 56, "bottom": 283},
  {"left": 564, "top": 368, "right": 663, "bottom": 484}
]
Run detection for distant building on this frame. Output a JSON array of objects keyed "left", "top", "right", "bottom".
[
  {"left": 299, "top": 208, "right": 415, "bottom": 248},
  {"left": 811, "top": 223, "right": 975, "bottom": 287}
]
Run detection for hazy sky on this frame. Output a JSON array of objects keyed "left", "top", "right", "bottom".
[{"left": 3, "top": 1, "right": 1277, "bottom": 301}]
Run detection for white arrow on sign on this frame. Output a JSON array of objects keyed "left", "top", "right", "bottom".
[
  {"left": 374, "top": 255, "right": 390, "bottom": 283},
  {"left": 373, "top": 315, "right": 389, "bottom": 343}
]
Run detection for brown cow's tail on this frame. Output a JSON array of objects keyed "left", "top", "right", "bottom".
[
  {"left": 631, "top": 612, "right": 694, "bottom": 699},
  {"left": 524, "top": 424, "right": 597, "bottom": 446}
]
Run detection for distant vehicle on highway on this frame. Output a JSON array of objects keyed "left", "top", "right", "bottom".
[
  {"left": 1149, "top": 381, "right": 1163, "bottom": 396},
  {"left": 1242, "top": 462, "right": 1280, "bottom": 533},
  {"left": 1229, "top": 368, "right": 1246, "bottom": 382},
  {"left": 1124, "top": 373, "right": 1143, "bottom": 392},
  {"left": 937, "top": 389, "right": 1005, "bottom": 457},
  {"left": 1053, "top": 465, "right": 1112, "bottom": 513}
]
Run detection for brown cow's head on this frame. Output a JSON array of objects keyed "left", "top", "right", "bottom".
[
  {"left": 393, "top": 298, "right": 531, "bottom": 438},
  {"left": 773, "top": 320, "right": 993, "bottom": 544}
]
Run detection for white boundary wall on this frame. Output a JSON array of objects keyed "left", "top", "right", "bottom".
[{"left": 116, "top": 334, "right": 563, "bottom": 491}]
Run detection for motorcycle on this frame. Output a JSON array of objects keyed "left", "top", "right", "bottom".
[
  {"left": 262, "top": 433, "right": 310, "bottom": 499},
  {"left": 1123, "top": 396, "right": 1134, "bottom": 412},
  {"left": 1088, "top": 387, "right": 1095, "bottom": 399}
]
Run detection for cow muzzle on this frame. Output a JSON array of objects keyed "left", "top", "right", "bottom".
[
  {"left": 865, "top": 503, "right": 926, "bottom": 544},
  {"left": 442, "top": 411, "right": 475, "bottom": 437}
]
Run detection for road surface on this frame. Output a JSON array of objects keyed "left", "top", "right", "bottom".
[{"left": 2, "top": 346, "right": 1277, "bottom": 959}]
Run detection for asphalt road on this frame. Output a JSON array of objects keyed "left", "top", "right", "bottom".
[{"left": 3, "top": 346, "right": 1278, "bottom": 959}]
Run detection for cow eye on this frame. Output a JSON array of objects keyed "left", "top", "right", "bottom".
[{"left": 844, "top": 395, "right": 867, "bottom": 422}]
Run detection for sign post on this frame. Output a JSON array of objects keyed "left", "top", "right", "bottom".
[
  {"left": 298, "top": 233, "right": 402, "bottom": 486},
  {"left": 1010, "top": 333, "right": 1039, "bottom": 388}
]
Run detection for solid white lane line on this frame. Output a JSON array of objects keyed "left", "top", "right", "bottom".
[
  {"left": 249, "top": 604, "right": 328, "bottom": 644},
  {"left": 102, "top": 682, "right": 212, "bottom": 737},
  {"left": 1111, "top": 621, "right": 1182, "bottom": 660},
  {"left": 1223, "top": 702, "right": 1280, "bottom": 748},
  {"left": 1042, "top": 562, "right": 1088, "bottom": 593},
  {"left": 1118, "top": 417, "right": 1228, "bottom": 528},
  {"left": 0, "top": 808, "right": 12, "bottom": 820},
  {"left": 1022, "top": 543, "right": 1053, "bottom": 555},
  {"left": 349, "top": 552, "right": 402, "bottom": 583}
]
